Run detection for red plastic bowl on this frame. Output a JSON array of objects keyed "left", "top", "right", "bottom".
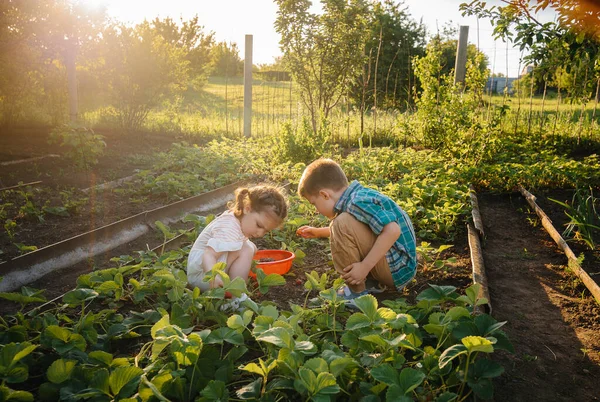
[{"left": 250, "top": 249, "right": 295, "bottom": 278}]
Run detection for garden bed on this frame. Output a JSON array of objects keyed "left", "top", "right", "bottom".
[
  {"left": 0, "top": 127, "right": 241, "bottom": 262},
  {"left": 1, "top": 128, "right": 599, "bottom": 401}
]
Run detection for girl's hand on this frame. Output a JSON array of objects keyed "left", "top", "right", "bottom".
[
  {"left": 296, "top": 226, "right": 318, "bottom": 238},
  {"left": 210, "top": 276, "right": 224, "bottom": 289}
]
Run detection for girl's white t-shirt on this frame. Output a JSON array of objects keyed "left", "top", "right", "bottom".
[{"left": 187, "top": 211, "right": 256, "bottom": 284}]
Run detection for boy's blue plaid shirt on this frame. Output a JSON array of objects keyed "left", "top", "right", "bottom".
[{"left": 333, "top": 180, "right": 417, "bottom": 289}]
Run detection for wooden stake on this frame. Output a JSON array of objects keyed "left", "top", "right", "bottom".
[
  {"left": 468, "top": 222, "right": 492, "bottom": 314},
  {"left": 469, "top": 185, "right": 485, "bottom": 238},
  {"left": 518, "top": 185, "right": 600, "bottom": 305},
  {"left": 0, "top": 181, "right": 43, "bottom": 192}
]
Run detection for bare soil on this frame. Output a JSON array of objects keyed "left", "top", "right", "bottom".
[
  {"left": 478, "top": 192, "right": 599, "bottom": 402},
  {"left": 0, "top": 127, "right": 183, "bottom": 261},
  {"left": 1, "top": 128, "right": 599, "bottom": 401}
]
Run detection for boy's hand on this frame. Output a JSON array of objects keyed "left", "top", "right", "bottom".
[
  {"left": 296, "top": 226, "right": 317, "bottom": 238},
  {"left": 342, "top": 262, "right": 370, "bottom": 286}
]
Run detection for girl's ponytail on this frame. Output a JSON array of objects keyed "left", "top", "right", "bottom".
[{"left": 231, "top": 187, "right": 249, "bottom": 217}]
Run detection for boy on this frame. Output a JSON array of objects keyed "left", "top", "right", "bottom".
[{"left": 296, "top": 158, "right": 417, "bottom": 306}]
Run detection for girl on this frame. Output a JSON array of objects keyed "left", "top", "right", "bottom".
[{"left": 187, "top": 184, "right": 288, "bottom": 291}]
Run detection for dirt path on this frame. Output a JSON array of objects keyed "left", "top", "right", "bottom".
[{"left": 479, "top": 193, "right": 600, "bottom": 402}]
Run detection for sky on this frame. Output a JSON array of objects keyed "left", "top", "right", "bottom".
[{"left": 101, "top": 0, "right": 557, "bottom": 78}]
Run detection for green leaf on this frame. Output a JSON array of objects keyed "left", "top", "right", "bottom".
[
  {"left": 1, "top": 387, "right": 34, "bottom": 402},
  {"left": 370, "top": 364, "right": 398, "bottom": 386},
  {"left": 345, "top": 313, "right": 371, "bottom": 330},
  {"left": 353, "top": 294, "right": 378, "bottom": 320},
  {"left": 95, "top": 281, "right": 120, "bottom": 294},
  {"left": 360, "top": 334, "right": 387, "bottom": 347},
  {"left": 260, "top": 305, "right": 279, "bottom": 320},
  {"left": 88, "top": 350, "right": 113, "bottom": 366},
  {"left": 62, "top": 289, "right": 98, "bottom": 305},
  {"left": 109, "top": 366, "right": 143, "bottom": 396},
  {"left": 257, "top": 273, "right": 286, "bottom": 294},
  {"left": 469, "top": 358, "right": 504, "bottom": 379},
  {"left": 438, "top": 344, "right": 467, "bottom": 369},
  {"left": 435, "top": 392, "right": 458, "bottom": 402},
  {"left": 294, "top": 340, "right": 317, "bottom": 355},
  {"left": 462, "top": 336, "right": 494, "bottom": 353},
  {"left": 206, "top": 327, "right": 244, "bottom": 346},
  {"left": 475, "top": 314, "right": 507, "bottom": 336},
  {"left": 236, "top": 378, "right": 261, "bottom": 399},
  {"left": 386, "top": 384, "right": 412, "bottom": 401},
  {"left": 200, "top": 380, "right": 228, "bottom": 401},
  {"left": 227, "top": 314, "right": 245, "bottom": 330},
  {"left": 151, "top": 314, "right": 170, "bottom": 339},
  {"left": 298, "top": 367, "right": 317, "bottom": 393},
  {"left": 303, "top": 358, "right": 328, "bottom": 374},
  {"left": 443, "top": 307, "right": 470, "bottom": 323},
  {"left": 330, "top": 357, "right": 358, "bottom": 377},
  {"left": 90, "top": 368, "right": 110, "bottom": 395},
  {"left": 376, "top": 307, "right": 397, "bottom": 321},
  {"left": 417, "top": 284, "right": 457, "bottom": 301},
  {"left": 0, "top": 293, "right": 45, "bottom": 305},
  {"left": 398, "top": 367, "right": 425, "bottom": 394},
  {"left": 4, "top": 366, "right": 28, "bottom": 384},
  {"left": 467, "top": 377, "right": 494, "bottom": 400},
  {"left": 241, "top": 362, "right": 264, "bottom": 376},
  {"left": 491, "top": 330, "right": 515, "bottom": 353},
  {"left": 46, "top": 359, "right": 77, "bottom": 384},
  {"left": 155, "top": 221, "right": 175, "bottom": 239},
  {"left": 12, "top": 344, "right": 38, "bottom": 365},
  {"left": 294, "top": 248, "right": 306, "bottom": 259},
  {"left": 451, "top": 321, "right": 479, "bottom": 340},
  {"left": 256, "top": 327, "right": 293, "bottom": 349},
  {"left": 314, "top": 372, "right": 339, "bottom": 395}
]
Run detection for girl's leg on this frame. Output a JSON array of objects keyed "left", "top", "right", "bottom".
[{"left": 226, "top": 242, "right": 255, "bottom": 280}]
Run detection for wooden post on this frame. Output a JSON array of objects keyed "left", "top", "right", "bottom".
[
  {"left": 66, "top": 44, "right": 78, "bottom": 123},
  {"left": 243, "top": 34, "right": 253, "bottom": 138},
  {"left": 527, "top": 65, "right": 535, "bottom": 136},
  {"left": 454, "top": 26, "right": 469, "bottom": 86}
]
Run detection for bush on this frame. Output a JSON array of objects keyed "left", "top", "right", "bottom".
[{"left": 48, "top": 124, "right": 106, "bottom": 169}]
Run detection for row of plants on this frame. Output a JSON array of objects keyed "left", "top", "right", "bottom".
[
  {"left": 0, "top": 201, "right": 511, "bottom": 401},
  {"left": 3, "top": 113, "right": 599, "bottom": 261},
  {"left": 0, "top": 141, "right": 252, "bottom": 262}
]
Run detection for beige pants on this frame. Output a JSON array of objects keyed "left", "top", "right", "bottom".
[{"left": 330, "top": 212, "right": 395, "bottom": 293}]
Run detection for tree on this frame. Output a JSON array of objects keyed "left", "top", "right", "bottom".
[
  {"left": 150, "top": 16, "right": 215, "bottom": 88},
  {"left": 348, "top": 0, "right": 426, "bottom": 113},
  {"left": 275, "top": 0, "right": 369, "bottom": 134},
  {"left": 211, "top": 41, "right": 243, "bottom": 77},
  {"left": 0, "top": 0, "right": 106, "bottom": 125},
  {"left": 101, "top": 22, "right": 190, "bottom": 130},
  {"left": 460, "top": 0, "right": 600, "bottom": 101}
]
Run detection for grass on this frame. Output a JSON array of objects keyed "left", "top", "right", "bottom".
[
  {"left": 70, "top": 76, "right": 600, "bottom": 147},
  {"left": 487, "top": 92, "right": 599, "bottom": 111}
]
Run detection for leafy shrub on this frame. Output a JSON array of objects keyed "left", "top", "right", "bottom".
[
  {"left": 48, "top": 124, "right": 106, "bottom": 169},
  {"left": 271, "top": 118, "right": 335, "bottom": 164}
]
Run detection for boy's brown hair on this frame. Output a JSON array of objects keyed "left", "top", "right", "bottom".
[{"left": 297, "top": 158, "right": 348, "bottom": 198}]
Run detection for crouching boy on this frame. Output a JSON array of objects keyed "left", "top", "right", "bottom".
[{"left": 296, "top": 158, "right": 417, "bottom": 307}]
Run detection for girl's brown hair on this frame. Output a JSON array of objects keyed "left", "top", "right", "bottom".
[{"left": 229, "top": 184, "right": 288, "bottom": 222}]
